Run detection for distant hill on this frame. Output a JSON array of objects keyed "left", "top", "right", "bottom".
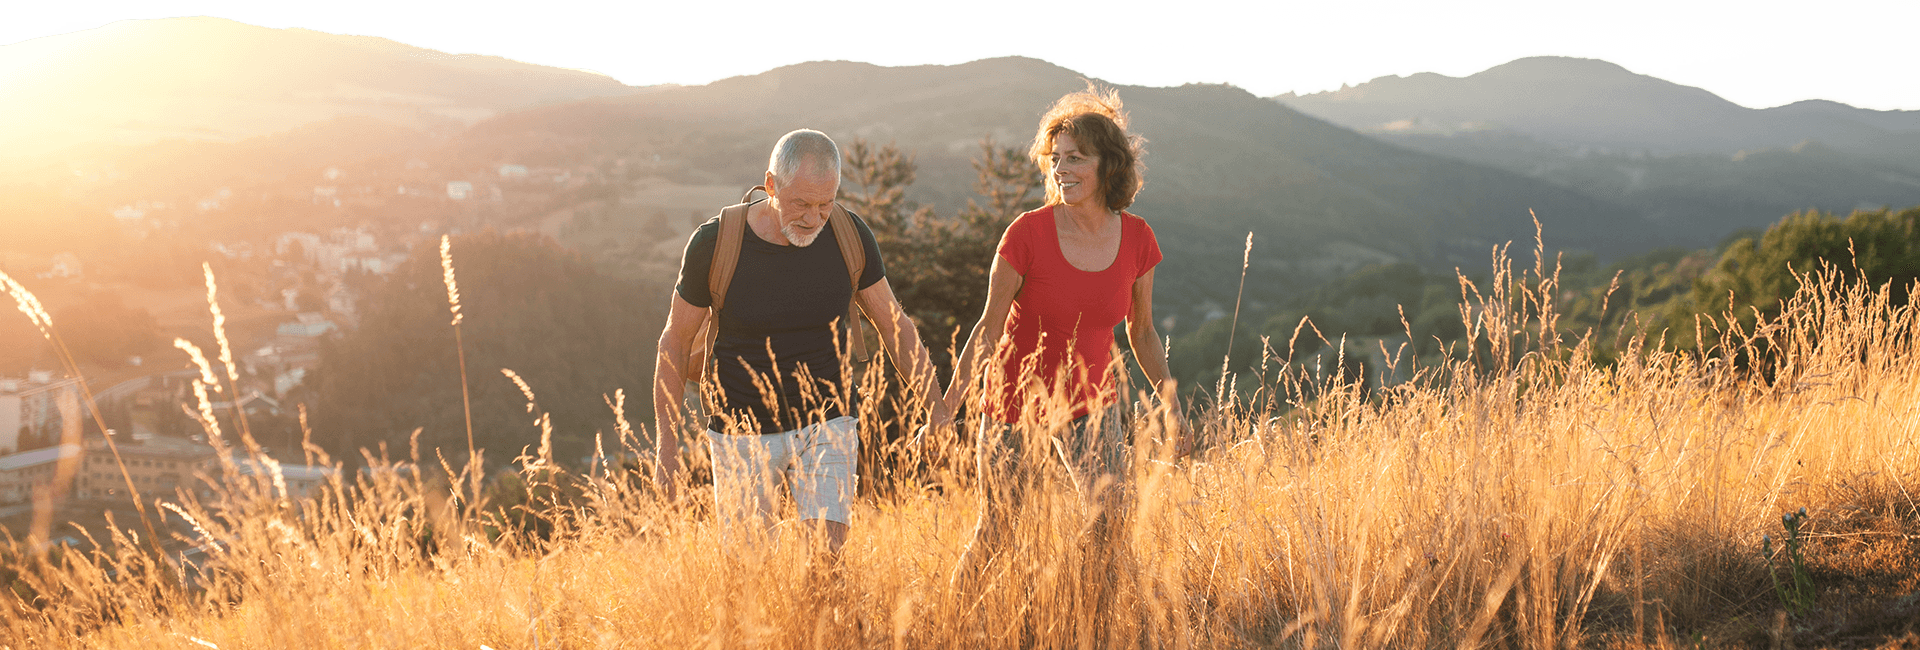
[
  {"left": 0, "top": 17, "right": 635, "bottom": 162},
  {"left": 1278, "top": 56, "right": 1920, "bottom": 245},
  {"left": 455, "top": 57, "right": 1659, "bottom": 313},
  {"left": 1281, "top": 56, "right": 1920, "bottom": 157},
  {"left": 1, "top": 22, "right": 1664, "bottom": 326}
]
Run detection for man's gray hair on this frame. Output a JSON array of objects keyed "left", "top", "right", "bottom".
[{"left": 768, "top": 129, "right": 841, "bottom": 188}]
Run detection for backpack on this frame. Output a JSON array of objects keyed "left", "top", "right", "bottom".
[{"left": 687, "top": 186, "right": 874, "bottom": 390}]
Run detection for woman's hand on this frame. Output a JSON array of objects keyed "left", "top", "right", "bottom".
[{"left": 942, "top": 385, "right": 966, "bottom": 416}]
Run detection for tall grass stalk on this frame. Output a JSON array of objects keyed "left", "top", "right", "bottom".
[
  {"left": 1217, "top": 231, "right": 1254, "bottom": 399},
  {"left": 2, "top": 270, "right": 163, "bottom": 556},
  {"left": 3, "top": 250, "right": 1918, "bottom": 648},
  {"left": 442, "top": 234, "right": 479, "bottom": 501},
  {"left": 201, "top": 263, "right": 255, "bottom": 450}
]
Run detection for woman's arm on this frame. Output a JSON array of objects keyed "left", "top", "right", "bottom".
[
  {"left": 945, "top": 254, "right": 1024, "bottom": 414},
  {"left": 1124, "top": 268, "right": 1191, "bottom": 457}
]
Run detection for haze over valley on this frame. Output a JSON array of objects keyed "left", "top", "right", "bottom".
[{"left": 3, "top": 16, "right": 1914, "bottom": 458}]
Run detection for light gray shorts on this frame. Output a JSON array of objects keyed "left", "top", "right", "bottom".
[{"left": 705, "top": 416, "right": 859, "bottom": 531}]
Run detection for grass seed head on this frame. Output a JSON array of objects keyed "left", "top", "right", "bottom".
[
  {"left": 1, "top": 270, "right": 55, "bottom": 339},
  {"left": 191, "top": 379, "right": 225, "bottom": 444},
  {"left": 204, "top": 263, "right": 239, "bottom": 385},
  {"left": 441, "top": 234, "right": 463, "bottom": 327},
  {"left": 501, "top": 368, "right": 537, "bottom": 413},
  {"left": 175, "top": 337, "right": 223, "bottom": 393}
]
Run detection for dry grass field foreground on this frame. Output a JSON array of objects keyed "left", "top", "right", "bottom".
[{"left": 5, "top": 250, "right": 1920, "bottom": 650}]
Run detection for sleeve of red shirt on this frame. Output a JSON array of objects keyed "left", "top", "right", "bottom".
[
  {"left": 997, "top": 213, "right": 1033, "bottom": 275},
  {"left": 1135, "top": 216, "right": 1163, "bottom": 278}
]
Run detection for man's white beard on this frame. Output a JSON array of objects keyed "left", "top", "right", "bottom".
[{"left": 783, "top": 222, "right": 821, "bottom": 247}]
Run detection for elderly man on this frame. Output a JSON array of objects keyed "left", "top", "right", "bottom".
[{"left": 653, "top": 129, "right": 952, "bottom": 554}]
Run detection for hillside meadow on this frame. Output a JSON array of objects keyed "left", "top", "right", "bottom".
[{"left": 3, "top": 248, "right": 1919, "bottom": 649}]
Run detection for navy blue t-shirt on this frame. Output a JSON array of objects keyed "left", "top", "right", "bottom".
[{"left": 675, "top": 203, "right": 886, "bottom": 434}]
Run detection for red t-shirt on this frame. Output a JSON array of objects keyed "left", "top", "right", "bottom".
[{"left": 990, "top": 206, "right": 1162, "bottom": 421}]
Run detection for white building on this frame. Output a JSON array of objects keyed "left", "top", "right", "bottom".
[
  {"left": 273, "top": 367, "right": 308, "bottom": 398},
  {"left": 276, "top": 232, "right": 325, "bottom": 262},
  {"left": 333, "top": 226, "right": 377, "bottom": 253},
  {"left": 0, "top": 374, "right": 82, "bottom": 455},
  {"left": 276, "top": 228, "right": 380, "bottom": 274},
  {"left": 234, "top": 458, "right": 338, "bottom": 501},
  {"left": 44, "top": 253, "right": 82, "bottom": 279},
  {"left": 0, "top": 444, "right": 83, "bottom": 504},
  {"left": 447, "top": 181, "right": 474, "bottom": 200},
  {"left": 73, "top": 435, "right": 217, "bottom": 502},
  {"left": 276, "top": 313, "right": 336, "bottom": 338}
]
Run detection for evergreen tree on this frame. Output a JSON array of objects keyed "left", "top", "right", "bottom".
[
  {"left": 1667, "top": 206, "right": 1920, "bottom": 350},
  {"left": 310, "top": 230, "right": 663, "bottom": 470},
  {"left": 837, "top": 138, "right": 1042, "bottom": 493},
  {"left": 838, "top": 137, "right": 1042, "bottom": 366}
]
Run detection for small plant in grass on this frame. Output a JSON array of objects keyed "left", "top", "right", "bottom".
[{"left": 1762, "top": 507, "right": 1815, "bottom": 614}]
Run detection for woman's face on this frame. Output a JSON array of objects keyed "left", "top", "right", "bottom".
[{"left": 1049, "top": 132, "right": 1102, "bottom": 208}]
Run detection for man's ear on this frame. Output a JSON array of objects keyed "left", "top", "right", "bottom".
[{"left": 763, "top": 171, "right": 779, "bottom": 199}]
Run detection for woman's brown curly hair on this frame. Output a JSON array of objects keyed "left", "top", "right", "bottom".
[{"left": 1031, "top": 84, "right": 1147, "bottom": 211}]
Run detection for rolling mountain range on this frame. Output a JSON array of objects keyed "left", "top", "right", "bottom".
[
  {"left": 0, "top": 17, "right": 635, "bottom": 161},
  {"left": 11, "top": 19, "right": 1913, "bottom": 326},
  {"left": 450, "top": 55, "right": 1659, "bottom": 308},
  {"left": 1279, "top": 57, "right": 1920, "bottom": 244}
]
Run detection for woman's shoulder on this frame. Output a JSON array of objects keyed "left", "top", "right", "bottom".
[
  {"left": 1001, "top": 205, "right": 1055, "bottom": 241},
  {"left": 1009, "top": 205, "right": 1055, "bottom": 228},
  {"left": 1120, "top": 211, "right": 1162, "bottom": 271},
  {"left": 1119, "top": 210, "right": 1156, "bottom": 237}
]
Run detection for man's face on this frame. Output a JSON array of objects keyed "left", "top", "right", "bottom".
[{"left": 765, "top": 166, "right": 838, "bottom": 247}]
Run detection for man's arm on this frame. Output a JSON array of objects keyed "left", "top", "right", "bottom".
[
  {"left": 652, "top": 292, "right": 709, "bottom": 501},
  {"left": 854, "top": 279, "right": 954, "bottom": 429},
  {"left": 1124, "top": 268, "right": 1191, "bottom": 458}
]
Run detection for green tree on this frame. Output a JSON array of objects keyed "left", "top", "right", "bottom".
[
  {"left": 838, "top": 137, "right": 1042, "bottom": 365},
  {"left": 915, "top": 139, "right": 1043, "bottom": 356},
  {"left": 837, "top": 139, "right": 933, "bottom": 251},
  {"left": 1666, "top": 206, "right": 1920, "bottom": 350},
  {"left": 836, "top": 138, "right": 1042, "bottom": 494},
  {"left": 310, "top": 230, "right": 664, "bottom": 471}
]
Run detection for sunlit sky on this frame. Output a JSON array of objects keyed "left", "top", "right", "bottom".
[
  {"left": 0, "top": 2, "right": 1912, "bottom": 139},
  {"left": 1489, "top": 0, "right": 1920, "bottom": 110}
]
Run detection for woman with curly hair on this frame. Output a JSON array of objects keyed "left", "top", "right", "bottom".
[{"left": 944, "top": 86, "right": 1189, "bottom": 581}]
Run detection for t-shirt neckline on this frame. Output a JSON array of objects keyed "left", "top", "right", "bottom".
[
  {"left": 1049, "top": 206, "right": 1126, "bottom": 274},
  {"left": 743, "top": 200, "right": 826, "bottom": 250}
]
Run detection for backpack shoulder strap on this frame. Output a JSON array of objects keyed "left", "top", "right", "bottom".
[
  {"left": 829, "top": 204, "right": 865, "bottom": 291},
  {"left": 692, "top": 199, "right": 751, "bottom": 390},
  {"left": 711, "top": 184, "right": 781, "bottom": 311},
  {"left": 830, "top": 204, "right": 873, "bottom": 363},
  {"left": 707, "top": 200, "right": 752, "bottom": 311}
]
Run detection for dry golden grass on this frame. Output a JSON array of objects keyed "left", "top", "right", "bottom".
[{"left": 4, "top": 250, "right": 1919, "bottom": 649}]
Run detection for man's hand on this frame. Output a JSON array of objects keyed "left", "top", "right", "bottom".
[
  {"left": 911, "top": 403, "right": 958, "bottom": 468},
  {"left": 1162, "top": 412, "right": 1194, "bottom": 460},
  {"left": 930, "top": 399, "right": 956, "bottom": 431},
  {"left": 1172, "top": 422, "right": 1194, "bottom": 459},
  {"left": 654, "top": 447, "right": 683, "bottom": 503},
  {"left": 941, "top": 389, "right": 964, "bottom": 419}
]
